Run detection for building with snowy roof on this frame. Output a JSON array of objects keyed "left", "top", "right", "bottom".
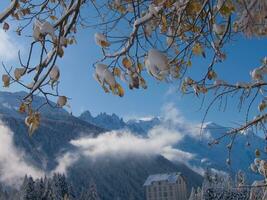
[{"left": 143, "top": 172, "right": 187, "bottom": 200}]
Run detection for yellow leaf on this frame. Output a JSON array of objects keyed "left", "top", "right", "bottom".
[
  {"left": 117, "top": 5, "right": 126, "bottom": 13},
  {"left": 161, "top": 15, "right": 167, "bottom": 33},
  {"left": 25, "top": 112, "right": 40, "bottom": 136},
  {"left": 164, "top": 0, "right": 175, "bottom": 8},
  {"left": 186, "top": 1, "right": 202, "bottom": 15},
  {"left": 21, "top": 8, "right": 31, "bottom": 16},
  {"left": 50, "top": 15, "right": 58, "bottom": 21},
  {"left": 187, "top": 60, "right": 192, "bottom": 67},
  {"left": 255, "top": 149, "right": 260, "bottom": 157},
  {"left": 19, "top": 103, "right": 26, "bottom": 113},
  {"left": 113, "top": 68, "right": 121, "bottom": 76},
  {"left": 2, "top": 74, "right": 10, "bottom": 87},
  {"left": 3, "top": 22, "right": 9, "bottom": 31},
  {"left": 199, "top": 86, "right": 208, "bottom": 94},
  {"left": 117, "top": 84, "right": 124, "bottom": 97},
  {"left": 139, "top": 77, "right": 147, "bottom": 89},
  {"left": 192, "top": 43, "right": 203, "bottom": 56},
  {"left": 219, "top": 0, "right": 235, "bottom": 16},
  {"left": 12, "top": 12, "right": 20, "bottom": 20},
  {"left": 137, "top": 63, "right": 143, "bottom": 73},
  {"left": 14, "top": 68, "right": 25, "bottom": 80},
  {"left": 57, "top": 96, "right": 67, "bottom": 107},
  {"left": 258, "top": 101, "right": 267, "bottom": 112},
  {"left": 100, "top": 40, "right": 110, "bottom": 48},
  {"left": 207, "top": 70, "right": 217, "bottom": 80},
  {"left": 68, "top": 37, "right": 77, "bottom": 45},
  {"left": 57, "top": 47, "right": 64, "bottom": 57},
  {"left": 122, "top": 57, "right": 132, "bottom": 68}
]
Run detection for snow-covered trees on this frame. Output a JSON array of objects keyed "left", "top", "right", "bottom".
[
  {"left": 20, "top": 176, "right": 36, "bottom": 200},
  {"left": 0, "top": 174, "right": 77, "bottom": 200},
  {"left": 189, "top": 187, "right": 202, "bottom": 200},
  {"left": 79, "top": 181, "right": 100, "bottom": 200},
  {"left": 201, "top": 169, "right": 251, "bottom": 200},
  {"left": 0, "top": 174, "right": 103, "bottom": 200}
]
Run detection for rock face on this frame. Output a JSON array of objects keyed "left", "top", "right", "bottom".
[
  {"left": 0, "top": 91, "right": 203, "bottom": 200},
  {"left": 79, "top": 110, "right": 160, "bottom": 134},
  {"left": 79, "top": 111, "right": 125, "bottom": 130}
]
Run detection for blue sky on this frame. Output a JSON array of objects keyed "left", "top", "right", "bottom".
[{"left": 0, "top": 14, "right": 266, "bottom": 127}]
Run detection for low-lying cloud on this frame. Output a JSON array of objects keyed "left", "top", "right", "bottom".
[
  {"left": 53, "top": 104, "right": 203, "bottom": 174},
  {"left": 70, "top": 128, "right": 183, "bottom": 158},
  {"left": 0, "top": 121, "right": 43, "bottom": 186},
  {"left": 52, "top": 126, "right": 195, "bottom": 174}
]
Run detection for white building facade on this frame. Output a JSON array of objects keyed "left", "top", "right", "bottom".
[{"left": 144, "top": 172, "right": 187, "bottom": 200}]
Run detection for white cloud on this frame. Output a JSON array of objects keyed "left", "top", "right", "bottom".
[
  {"left": 70, "top": 128, "right": 183, "bottom": 158},
  {"left": 164, "top": 85, "right": 178, "bottom": 97},
  {"left": 52, "top": 152, "right": 79, "bottom": 174},
  {"left": 160, "top": 103, "right": 211, "bottom": 139},
  {"left": 161, "top": 146, "right": 194, "bottom": 163},
  {"left": 0, "top": 30, "right": 20, "bottom": 62},
  {"left": 124, "top": 114, "right": 156, "bottom": 122},
  {"left": 0, "top": 121, "right": 44, "bottom": 187}
]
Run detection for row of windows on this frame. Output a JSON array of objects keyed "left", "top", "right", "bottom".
[
  {"left": 148, "top": 191, "right": 173, "bottom": 198},
  {"left": 148, "top": 185, "right": 175, "bottom": 192},
  {"left": 149, "top": 179, "right": 183, "bottom": 187},
  {"left": 147, "top": 198, "right": 170, "bottom": 200},
  {"left": 147, "top": 198, "right": 171, "bottom": 200}
]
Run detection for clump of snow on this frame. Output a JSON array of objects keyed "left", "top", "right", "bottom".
[
  {"left": 33, "top": 20, "right": 55, "bottom": 41},
  {"left": 94, "top": 33, "right": 110, "bottom": 47},
  {"left": 94, "top": 63, "right": 116, "bottom": 88},
  {"left": 145, "top": 49, "right": 169, "bottom": 80}
]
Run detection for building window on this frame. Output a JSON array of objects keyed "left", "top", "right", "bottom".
[
  {"left": 159, "top": 192, "right": 162, "bottom": 197},
  {"left": 163, "top": 192, "right": 168, "bottom": 197}
]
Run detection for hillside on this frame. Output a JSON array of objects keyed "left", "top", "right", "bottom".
[{"left": 0, "top": 91, "right": 202, "bottom": 199}]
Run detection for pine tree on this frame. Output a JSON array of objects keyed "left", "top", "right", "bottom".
[
  {"left": 79, "top": 181, "right": 100, "bottom": 200},
  {"left": 34, "top": 178, "right": 45, "bottom": 200},
  {"left": 51, "top": 174, "right": 69, "bottom": 200},
  {"left": 196, "top": 187, "right": 202, "bottom": 200},
  {"left": 20, "top": 176, "right": 36, "bottom": 200},
  {"left": 79, "top": 188, "right": 87, "bottom": 200},
  {"left": 67, "top": 183, "right": 76, "bottom": 200},
  {"left": 0, "top": 184, "right": 8, "bottom": 200},
  {"left": 87, "top": 181, "right": 100, "bottom": 200},
  {"left": 188, "top": 188, "right": 196, "bottom": 200},
  {"left": 42, "top": 177, "right": 54, "bottom": 200}
]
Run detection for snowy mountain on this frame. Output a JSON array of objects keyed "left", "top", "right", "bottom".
[
  {"left": 79, "top": 110, "right": 265, "bottom": 183},
  {"left": 79, "top": 110, "right": 160, "bottom": 134},
  {"left": 79, "top": 111, "right": 125, "bottom": 130},
  {"left": 0, "top": 91, "right": 202, "bottom": 199},
  {"left": 174, "top": 122, "right": 264, "bottom": 181}
]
